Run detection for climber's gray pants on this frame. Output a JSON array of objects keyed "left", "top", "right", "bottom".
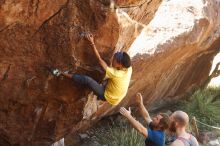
[{"left": 72, "top": 74, "right": 106, "bottom": 101}]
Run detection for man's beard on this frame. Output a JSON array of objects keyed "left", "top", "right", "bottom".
[
  {"left": 169, "top": 121, "right": 176, "bottom": 133},
  {"left": 151, "top": 122, "right": 161, "bottom": 130},
  {"left": 151, "top": 122, "right": 157, "bottom": 128}
]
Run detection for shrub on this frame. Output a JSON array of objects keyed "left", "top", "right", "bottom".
[{"left": 178, "top": 88, "right": 220, "bottom": 131}]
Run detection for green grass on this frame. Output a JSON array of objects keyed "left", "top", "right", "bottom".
[
  {"left": 178, "top": 87, "right": 220, "bottom": 131},
  {"left": 95, "top": 120, "right": 145, "bottom": 146}
]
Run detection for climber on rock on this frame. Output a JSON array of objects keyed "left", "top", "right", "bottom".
[{"left": 53, "top": 33, "right": 132, "bottom": 105}]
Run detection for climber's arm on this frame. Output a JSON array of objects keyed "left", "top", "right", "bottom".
[
  {"left": 85, "top": 34, "right": 108, "bottom": 70},
  {"left": 91, "top": 44, "right": 108, "bottom": 70}
]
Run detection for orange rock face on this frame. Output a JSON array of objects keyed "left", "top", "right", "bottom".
[
  {"left": 0, "top": 0, "right": 159, "bottom": 145},
  {"left": 0, "top": 0, "right": 119, "bottom": 145}
]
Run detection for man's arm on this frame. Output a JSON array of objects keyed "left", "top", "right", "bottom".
[
  {"left": 136, "top": 93, "right": 152, "bottom": 124},
  {"left": 120, "top": 107, "right": 148, "bottom": 138},
  {"left": 85, "top": 34, "right": 108, "bottom": 70}
]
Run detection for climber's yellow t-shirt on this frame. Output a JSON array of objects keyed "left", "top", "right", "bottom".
[{"left": 104, "top": 67, "right": 132, "bottom": 105}]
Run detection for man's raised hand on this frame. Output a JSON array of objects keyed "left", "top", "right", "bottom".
[
  {"left": 136, "top": 93, "right": 143, "bottom": 106},
  {"left": 120, "top": 107, "right": 131, "bottom": 118}
]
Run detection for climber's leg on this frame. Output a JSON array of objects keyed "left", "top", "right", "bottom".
[{"left": 72, "top": 74, "right": 106, "bottom": 101}]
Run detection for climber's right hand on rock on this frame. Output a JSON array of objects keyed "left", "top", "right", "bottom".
[{"left": 85, "top": 33, "right": 94, "bottom": 45}]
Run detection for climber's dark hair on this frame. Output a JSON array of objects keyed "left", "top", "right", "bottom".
[{"left": 114, "top": 51, "right": 131, "bottom": 68}]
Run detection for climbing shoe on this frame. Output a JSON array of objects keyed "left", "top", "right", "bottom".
[{"left": 52, "top": 69, "right": 61, "bottom": 77}]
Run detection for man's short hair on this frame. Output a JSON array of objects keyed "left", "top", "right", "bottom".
[
  {"left": 121, "top": 52, "right": 131, "bottom": 68},
  {"left": 114, "top": 52, "right": 131, "bottom": 68},
  {"left": 159, "top": 113, "right": 170, "bottom": 131},
  {"left": 173, "top": 111, "right": 189, "bottom": 127}
]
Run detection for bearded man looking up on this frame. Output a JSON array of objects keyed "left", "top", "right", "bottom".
[{"left": 120, "top": 93, "right": 170, "bottom": 146}]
